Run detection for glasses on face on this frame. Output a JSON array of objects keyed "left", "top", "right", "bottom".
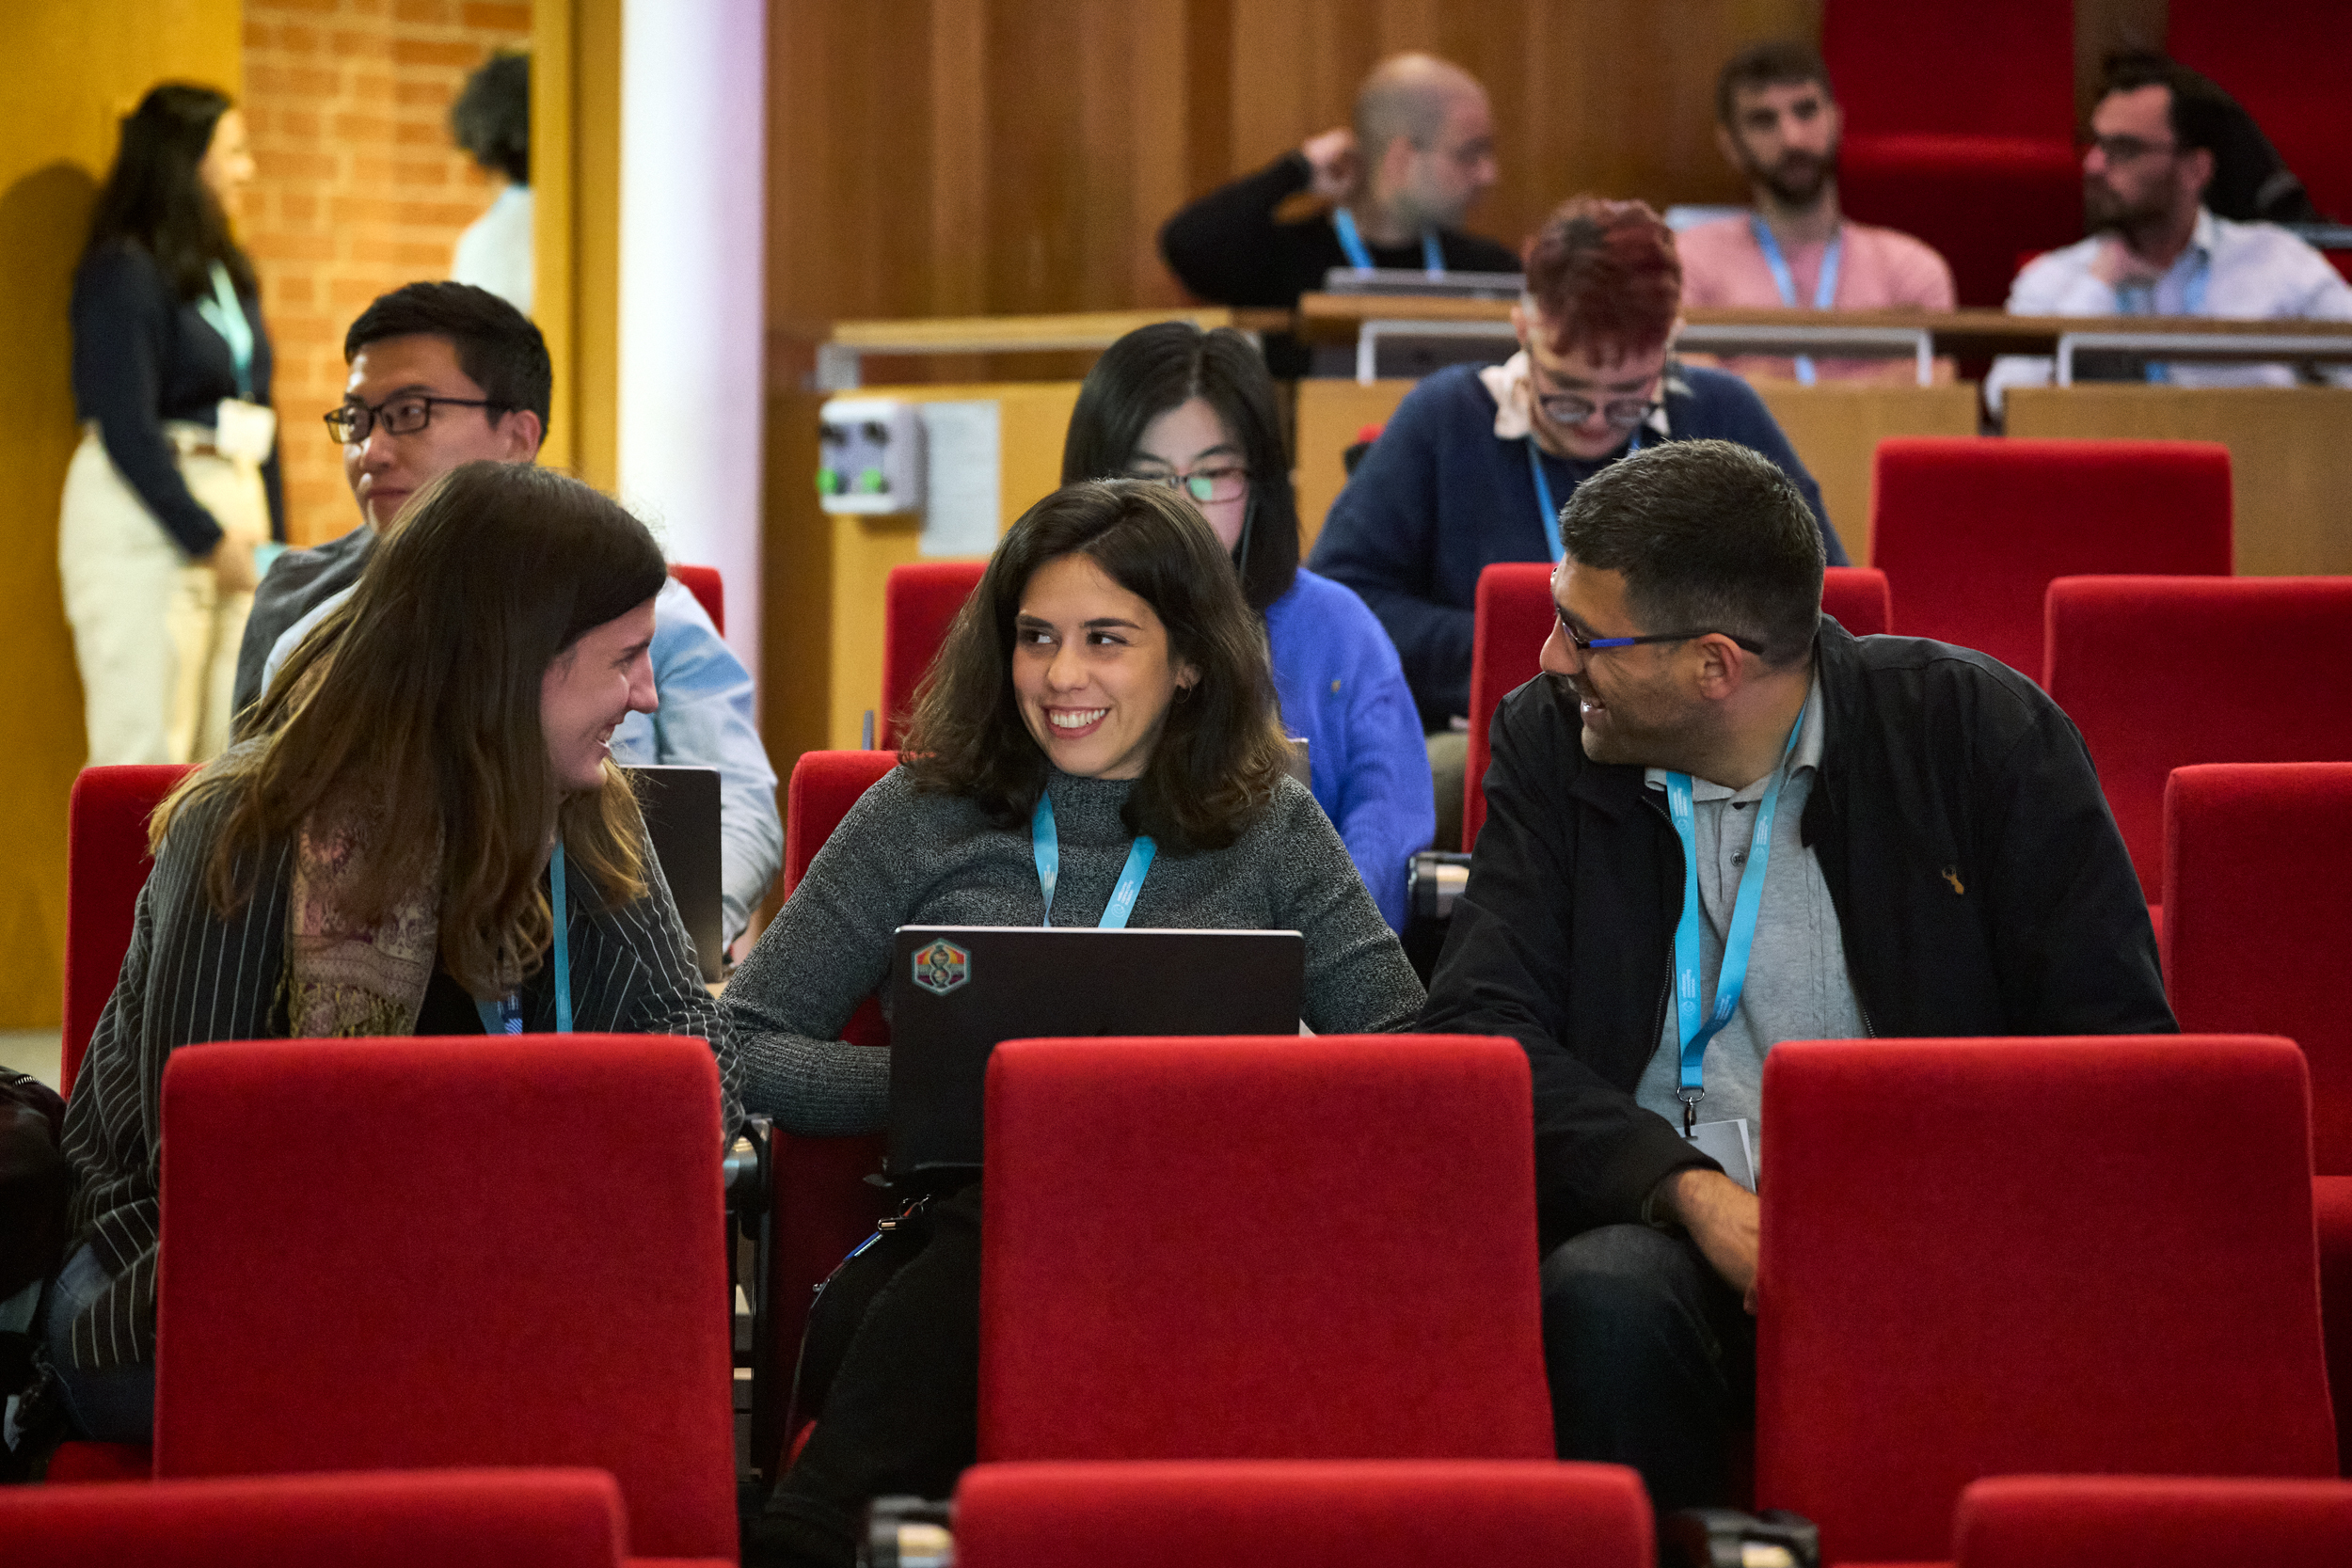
[
  {"left": 1128, "top": 465, "right": 1249, "bottom": 505},
  {"left": 1554, "top": 608, "right": 1765, "bottom": 657},
  {"left": 325, "top": 393, "right": 506, "bottom": 444},
  {"left": 1534, "top": 390, "right": 1661, "bottom": 432},
  {"left": 2080, "top": 133, "right": 2177, "bottom": 166}
]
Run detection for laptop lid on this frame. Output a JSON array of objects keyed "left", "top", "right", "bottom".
[
  {"left": 627, "top": 765, "right": 725, "bottom": 982},
  {"left": 886, "top": 926, "right": 1305, "bottom": 1181}
]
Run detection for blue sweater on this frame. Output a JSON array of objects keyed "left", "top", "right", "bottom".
[
  {"left": 1309, "top": 363, "right": 1844, "bottom": 729},
  {"left": 1264, "top": 568, "right": 1436, "bottom": 931}
]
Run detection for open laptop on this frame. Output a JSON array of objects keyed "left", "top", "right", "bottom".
[
  {"left": 626, "top": 765, "right": 725, "bottom": 982},
  {"left": 886, "top": 926, "right": 1306, "bottom": 1183}
]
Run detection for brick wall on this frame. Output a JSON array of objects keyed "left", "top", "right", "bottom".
[{"left": 241, "top": 0, "right": 532, "bottom": 545}]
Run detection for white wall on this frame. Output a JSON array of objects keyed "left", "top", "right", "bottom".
[{"left": 616, "top": 0, "right": 767, "bottom": 675}]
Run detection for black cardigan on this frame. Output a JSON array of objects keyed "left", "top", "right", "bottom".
[{"left": 1419, "top": 619, "right": 2175, "bottom": 1250}]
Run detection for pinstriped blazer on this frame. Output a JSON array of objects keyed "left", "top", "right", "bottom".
[{"left": 56, "top": 787, "right": 742, "bottom": 1371}]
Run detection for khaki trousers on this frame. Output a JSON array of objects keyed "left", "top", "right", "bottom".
[{"left": 58, "top": 427, "right": 264, "bottom": 767}]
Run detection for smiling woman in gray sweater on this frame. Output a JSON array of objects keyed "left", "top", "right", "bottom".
[{"left": 729, "top": 480, "right": 1422, "bottom": 1567}]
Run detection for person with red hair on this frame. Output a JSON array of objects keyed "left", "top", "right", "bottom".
[{"left": 1311, "top": 197, "right": 1842, "bottom": 848}]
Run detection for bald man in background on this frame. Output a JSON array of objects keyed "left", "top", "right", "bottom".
[{"left": 1161, "top": 53, "right": 1511, "bottom": 372}]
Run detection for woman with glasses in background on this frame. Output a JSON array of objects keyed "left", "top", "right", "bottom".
[{"left": 1062, "top": 323, "right": 1434, "bottom": 928}]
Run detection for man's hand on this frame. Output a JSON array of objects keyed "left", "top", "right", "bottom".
[
  {"left": 1661, "top": 1166, "right": 1760, "bottom": 1312},
  {"left": 1300, "top": 127, "right": 1359, "bottom": 202},
  {"left": 207, "top": 539, "right": 259, "bottom": 596},
  {"left": 2087, "top": 234, "right": 2164, "bottom": 291}
]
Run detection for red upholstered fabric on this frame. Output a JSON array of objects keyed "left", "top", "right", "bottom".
[
  {"left": 1870, "top": 439, "right": 2233, "bottom": 680},
  {"left": 63, "top": 765, "right": 193, "bottom": 1096},
  {"left": 667, "top": 564, "right": 724, "bottom": 636},
  {"left": 954, "top": 1460, "right": 1652, "bottom": 1568},
  {"left": 43, "top": 1440, "right": 153, "bottom": 1482},
  {"left": 881, "top": 561, "right": 986, "bottom": 750},
  {"left": 1821, "top": 566, "right": 1892, "bottom": 637},
  {"left": 782, "top": 750, "right": 900, "bottom": 898},
  {"left": 2316, "top": 1177, "right": 2352, "bottom": 1477},
  {"left": 1821, "top": 0, "right": 2074, "bottom": 141},
  {"left": 2, "top": 1468, "right": 626, "bottom": 1568},
  {"left": 1836, "top": 135, "right": 2084, "bottom": 309},
  {"left": 977, "top": 1035, "right": 1552, "bottom": 1463},
  {"left": 151, "top": 1037, "right": 736, "bottom": 1562},
  {"left": 1464, "top": 562, "right": 1557, "bottom": 848},
  {"left": 1756, "top": 1037, "right": 2336, "bottom": 1565},
  {"left": 1955, "top": 1475, "right": 2352, "bottom": 1568},
  {"left": 2052, "top": 580, "right": 2352, "bottom": 900},
  {"left": 2170, "top": 5, "right": 2352, "bottom": 222}
]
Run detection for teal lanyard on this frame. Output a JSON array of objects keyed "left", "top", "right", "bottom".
[
  {"left": 1333, "top": 207, "right": 1446, "bottom": 275},
  {"left": 194, "top": 262, "right": 255, "bottom": 400},
  {"left": 1031, "top": 795, "right": 1155, "bottom": 929},
  {"left": 1666, "top": 717, "right": 1804, "bottom": 1132},
  {"left": 1749, "top": 217, "right": 1842, "bottom": 386},
  {"left": 1525, "top": 427, "right": 1643, "bottom": 564},
  {"left": 2122, "top": 252, "right": 2212, "bottom": 383},
  {"left": 472, "top": 843, "right": 573, "bottom": 1035}
]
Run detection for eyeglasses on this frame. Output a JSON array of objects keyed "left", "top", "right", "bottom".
[
  {"left": 2080, "top": 133, "right": 2178, "bottom": 166},
  {"left": 1128, "top": 465, "right": 1249, "bottom": 505},
  {"left": 1555, "top": 610, "right": 1765, "bottom": 657},
  {"left": 1534, "top": 391, "right": 1663, "bottom": 431},
  {"left": 325, "top": 394, "right": 507, "bottom": 444}
]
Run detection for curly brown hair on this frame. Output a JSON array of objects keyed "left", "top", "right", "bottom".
[{"left": 902, "top": 480, "right": 1294, "bottom": 854}]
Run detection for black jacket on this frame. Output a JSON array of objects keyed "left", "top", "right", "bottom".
[
  {"left": 230, "top": 525, "right": 374, "bottom": 721},
  {"left": 1420, "top": 620, "right": 2174, "bottom": 1250}
]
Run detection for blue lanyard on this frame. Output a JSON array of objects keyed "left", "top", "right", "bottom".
[
  {"left": 1333, "top": 207, "right": 1446, "bottom": 276},
  {"left": 1524, "top": 427, "right": 1643, "bottom": 564},
  {"left": 472, "top": 842, "right": 574, "bottom": 1035},
  {"left": 1749, "top": 217, "right": 1841, "bottom": 387},
  {"left": 1032, "top": 795, "right": 1155, "bottom": 928},
  {"left": 1665, "top": 716, "right": 1804, "bottom": 1133},
  {"left": 195, "top": 262, "right": 255, "bottom": 400},
  {"left": 2125, "top": 251, "right": 2212, "bottom": 383}
]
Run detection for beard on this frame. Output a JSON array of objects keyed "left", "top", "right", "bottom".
[
  {"left": 2084, "top": 173, "right": 2175, "bottom": 237},
  {"left": 1751, "top": 147, "right": 1837, "bottom": 210}
]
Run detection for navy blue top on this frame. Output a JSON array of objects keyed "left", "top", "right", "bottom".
[
  {"left": 1307, "top": 362, "right": 1844, "bottom": 730},
  {"left": 70, "top": 239, "right": 283, "bottom": 555}
]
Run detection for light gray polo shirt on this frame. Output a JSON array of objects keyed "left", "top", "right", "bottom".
[{"left": 1632, "top": 674, "right": 1865, "bottom": 1176}]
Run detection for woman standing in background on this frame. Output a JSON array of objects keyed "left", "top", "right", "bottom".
[{"left": 61, "top": 82, "right": 279, "bottom": 767}]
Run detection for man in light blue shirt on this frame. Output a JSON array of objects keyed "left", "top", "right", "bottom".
[
  {"left": 1989, "top": 55, "right": 2352, "bottom": 408},
  {"left": 235, "top": 283, "right": 780, "bottom": 944}
]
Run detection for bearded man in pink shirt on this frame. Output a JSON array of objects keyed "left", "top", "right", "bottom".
[{"left": 1677, "top": 40, "right": 1956, "bottom": 384}]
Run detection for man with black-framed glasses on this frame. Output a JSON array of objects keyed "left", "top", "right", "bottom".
[
  {"left": 1311, "top": 196, "right": 1842, "bottom": 849},
  {"left": 1419, "top": 438, "right": 2170, "bottom": 1515}
]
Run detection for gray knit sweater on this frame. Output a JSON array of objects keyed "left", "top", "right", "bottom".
[{"left": 725, "top": 766, "right": 1425, "bottom": 1135}]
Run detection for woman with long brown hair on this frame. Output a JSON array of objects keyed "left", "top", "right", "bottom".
[
  {"left": 727, "top": 479, "right": 1422, "bottom": 1566},
  {"left": 45, "top": 461, "right": 737, "bottom": 1445}
]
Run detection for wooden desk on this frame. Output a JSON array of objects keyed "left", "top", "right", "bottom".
[
  {"left": 2005, "top": 387, "right": 2352, "bottom": 577},
  {"left": 818, "top": 309, "right": 1290, "bottom": 389}
]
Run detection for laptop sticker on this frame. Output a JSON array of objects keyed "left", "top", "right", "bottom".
[{"left": 912, "top": 939, "right": 970, "bottom": 996}]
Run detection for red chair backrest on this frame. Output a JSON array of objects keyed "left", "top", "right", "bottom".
[
  {"left": 979, "top": 1035, "right": 1554, "bottom": 1463},
  {"left": 1820, "top": 565, "right": 1892, "bottom": 637},
  {"left": 1757, "top": 1036, "right": 2335, "bottom": 1564},
  {"left": 955, "top": 1460, "right": 1654, "bottom": 1568},
  {"left": 882, "top": 562, "right": 986, "bottom": 750},
  {"left": 2164, "top": 763, "right": 2352, "bottom": 1172},
  {"left": 1871, "top": 438, "right": 2233, "bottom": 681},
  {"left": 784, "top": 749, "right": 902, "bottom": 898},
  {"left": 1956, "top": 1475, "right": 2352, "bottom": 1568},
  {"left": 2046, "top": 577, "right": 2352, "bottom": 899},
  {"left": 1463, "top": 564, "right": 1558, "bottom": 849},
  {"left": 154, "top": 1036, "right": 737, "bottom": 1561},
  {"left": 0, "top": 1468, "right": 627, "bottom": 1568},
  {"left": 668, "top": 563, "right": 724, "bottom": 635},
  {"left": 1821, "top": 0, "right": 2074, "bottom": 140},
  {"left": 64, "top": 765, "right": 194, "bottom": 1096},
  {"left": 2171, "top": 3, "right": 2352, "bottom": 222}
]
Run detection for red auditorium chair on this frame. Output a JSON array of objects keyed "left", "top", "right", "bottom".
[
  {"left": 1870, "top": 438, "right": 2233, "bottom": 681},
  {"left": 880, "top": 561, "right": 986, "bottom": 749},
  {"left": 954, "top": 1461, "right": 1653, "bottom": 1568},
  {"left": 2044, "top": 577, "right": 2352, "bottom": 902},
  {"left": 150, "top": 1036, "right": 738, "bottom": 1567},
  {"left": 1756, "top": 1036, "right": 2335, "bottom": 1565},
  {"left": 977, "top": 1035, "right": 1553, "bottom": 1463},
  {"left": 2164, "top": 762, "right": 2352, "bottom": 1472},
  {"left": 1820, "top": 565, "right": 1891, "bottom": 637},
  {"left": 668, "top": 563, "right": 724, "bottom": 635},
  {"left": 1955, "top": 1475, "right": 2352, "bottom": 1568},
  {"left": 1, "top": 1468, "right": 628, "bottom": 1568},
  {"left": 62, "top": 764, "right": 191, "bottom": 1096},
  {"left": 754, "top": 748, "right": 901, "bottom": 1478},
  {"left": 2170, "top": 4, "right": 2352, "bottom": 223}
]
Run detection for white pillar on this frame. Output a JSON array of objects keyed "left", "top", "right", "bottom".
[{"left": 616, "top": 0, "right": 767, "bottom": 677}]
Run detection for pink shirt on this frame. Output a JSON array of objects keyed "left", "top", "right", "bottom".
[{"left": 1677, "top": 214, "right": 1956, "bottom": 382}]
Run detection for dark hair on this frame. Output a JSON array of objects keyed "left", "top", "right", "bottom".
[
  {"left": 83, "top": 82, "right": 254, "bottom": 300},
  {"left": 1716, "top": 39, "right": 1834, "bottom": 127},
  {"left": 2100, "top": 51, "right": 2233, "bottom": 162},
  {"left": 451, "top": 53, "right": 531, "bottom": 184},
  {"left": 1521, "top": 197, "right": 1683, "bottom": 362},
  {"left": 1061, "top": 323, "right": 1299, "bottom": 614},
  {"left": 345, "top": 281, "right": 553, "bottom": 436},
  {"left": 902, "top": 480, "right": 1295, "bottom": 855},
  {"left": 180, "top": 463, "right": 666, "bottom": 996},
  {"left": 1559, "top": 440, "right": 1822, "bottom": 668}
]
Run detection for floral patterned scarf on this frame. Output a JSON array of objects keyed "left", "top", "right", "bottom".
[{"left": 283, "top": 816, "right": 440, "bottom": 1037}]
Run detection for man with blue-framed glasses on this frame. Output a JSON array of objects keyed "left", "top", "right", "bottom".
[{"left": 1419, "top": 438, "right": 2170, "bottom": 1516}]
